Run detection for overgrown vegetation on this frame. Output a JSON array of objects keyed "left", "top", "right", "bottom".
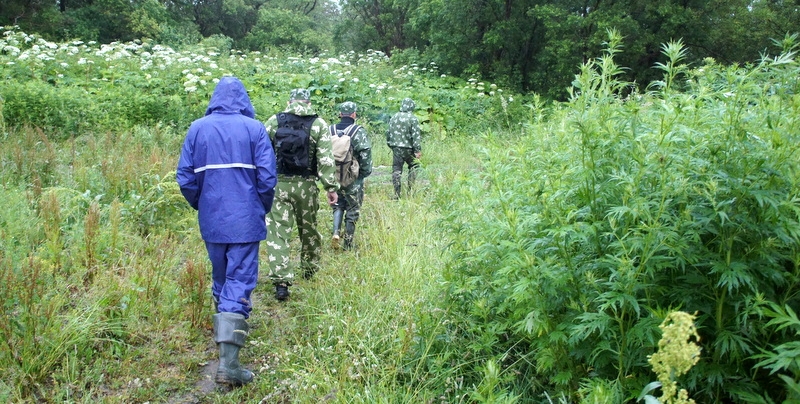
[
  {"left": 5, "top": 0, "right": 800, "bottom": 98},
  {"left": 430, "top": 31, "right": 800, "bottom": 402},
  {"left": 1, "top": 26, "right": 799, "bottom": 403}
]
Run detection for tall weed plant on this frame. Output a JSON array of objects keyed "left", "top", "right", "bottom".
[{"left": 432, "top": 30, "right": 800, "bottom": 403}]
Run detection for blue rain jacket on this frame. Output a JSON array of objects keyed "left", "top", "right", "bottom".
[{"left": 176, "top": 77, "right": 277, "bottom": 243}]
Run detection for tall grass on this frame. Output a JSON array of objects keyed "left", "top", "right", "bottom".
[{"left": 0, "top": 110, "right": 471, "bottom": 402}]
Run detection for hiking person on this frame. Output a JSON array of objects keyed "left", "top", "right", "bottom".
[
  {"left": 386, "top": 97, "right": 422, "bottom": 199},
  {"left": 264, "top": 88, "right": 339, "bottom": 301},
  {"left": 176, "top": 76, "right": 277, "bottom": 386},
  {"left": 329, "top": 101, "right": 373, "bottom": 250}
]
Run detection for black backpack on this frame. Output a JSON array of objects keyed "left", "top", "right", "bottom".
[{"left": 274, "top": 113, "right": 318, "bottom": 176}]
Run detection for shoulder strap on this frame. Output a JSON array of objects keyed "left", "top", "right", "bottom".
[
  {"left": 343, "top": 124, "right": 361, "bottom": 138},
  {"left": 329, "top": 124, "right": 337, "bottom": 137}
]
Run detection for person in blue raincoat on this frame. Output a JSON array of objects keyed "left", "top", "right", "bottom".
[{"left": 176, "top": 76, "right": 277, "bottom": 387}]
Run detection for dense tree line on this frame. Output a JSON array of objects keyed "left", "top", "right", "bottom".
[{"left": 3, "top": 0, "right": 799, "bottom": 98}]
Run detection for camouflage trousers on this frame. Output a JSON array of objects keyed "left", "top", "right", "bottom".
[
  {"left": 265, "top": 177, "right": 322, "bottom": 285},
  {"left": 333, "top": 181, "right": 365, "bottom": 247},
  {"left": 391, "top": 147, "right": 419, "bottom": 198}
]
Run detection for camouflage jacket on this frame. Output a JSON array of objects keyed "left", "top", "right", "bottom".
[
  {"left": 265, "top": 102, "right": 339, "bottom": 193},
  {"left": 386, "top": 98, "right": 421, "bottom": 153},
  {"left": 332, "top": 117, "right": 372, "bottom": 193}
]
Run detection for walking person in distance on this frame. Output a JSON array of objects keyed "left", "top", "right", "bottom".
[{"left": 386, "top": 97, "right": 422, "bottom": 199}]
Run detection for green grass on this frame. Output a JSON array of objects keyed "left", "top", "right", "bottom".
[{"left": 0, "top": 122, "right": 469, "bottom": 403}]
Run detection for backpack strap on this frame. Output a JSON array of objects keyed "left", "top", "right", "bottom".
[
  {"left": 329, "top": 124, "right": 337, "bottom": 137},
  {"left": 343, "top": 124, "right": 361, "bottom": 138}
]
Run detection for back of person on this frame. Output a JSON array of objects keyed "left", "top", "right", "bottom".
[
  {"left": 178, "top": 77, "right": 276, "bottom": 244},
  {"left": 330, "top": 123, "right": 361, "bottom": 189},
  {"left": 274, "top": 112, "right": 318, "bottom": 177},
  {"left": 329, "top": 101, "right": 372, "bottom": 250},
  {"left": 263, "top": 88, "right": 339, "bottom": 301},
  {"left": 386, "top": 98, "right": 421, "bottom": 199},
  {"left": 176, "top": 76, "right": 277, "bottom": 388},
  {"left": 387, "top": 98, "right": 419, "bottom": 148}
]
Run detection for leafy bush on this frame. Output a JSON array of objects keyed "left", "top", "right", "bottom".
[
  {"left": 0, "top": 26, "right": 520, "bottom": 141},
  {"left": 430, "top": 31, "right": 800, "bottom": 402}
]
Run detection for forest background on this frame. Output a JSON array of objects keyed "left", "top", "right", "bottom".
[
  {"left": 2, "top": 1, "right": 800, "bottom": 404},
  {"left": 4, "top": 0, "right": 800, "bottom": 99}
]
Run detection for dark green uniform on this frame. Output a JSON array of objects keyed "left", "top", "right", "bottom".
[
  {"left": 331, "top": 101, "right": 373, "bottom": 250},
  {"left": 264, "top": 90, "right": 339, "bottom": 289},
  {"left": 386, "top": 98, "right": 421, "bottom": 198}
]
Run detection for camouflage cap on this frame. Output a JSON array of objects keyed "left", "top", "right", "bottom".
[
  {"left": 401, "top": 97, "right": 416, "bottom": 111},
  {"left": 338, "top": 101, "right": 357, "bottom": 115},
  {"left": 290, "top": 88, "right": 311, "bottom": 102}
]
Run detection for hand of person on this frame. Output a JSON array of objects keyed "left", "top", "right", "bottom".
[
  {"left": 327, "top": 191, "right": 338, "bottom": 206},
  {"left": 415, "top": 151, "right": 422, "bottom": 159}
]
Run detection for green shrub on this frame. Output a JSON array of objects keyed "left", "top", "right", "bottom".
[{"left": 431, "top": 32, "right": 800, "bottom": 403}]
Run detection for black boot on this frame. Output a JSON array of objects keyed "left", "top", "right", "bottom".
[
  {"left": 275, "top": 283, "right": 289, "bottom": 301},
  {"left": 213, "top": 312, "right": 254, "bottom": 386}
]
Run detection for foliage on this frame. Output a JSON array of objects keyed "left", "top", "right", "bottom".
[
  {"left": 0, "top": 26, "right": 522, "bottom": 140},
  {"left": 6, "top": 0, "right": 800, "bottom": 97},
  {"left": 1, "top": 24, "right": 799, "bottom": 404},
  {"left": 430, "top": 31, "right": 800, "bottom": 402},
  {"left": 240, "top": 6, "right": 333, "bottom": 53}
]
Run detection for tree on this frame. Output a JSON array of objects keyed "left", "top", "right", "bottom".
[{"left": 337, "top": 0, "right": 423, "bottom": 53}]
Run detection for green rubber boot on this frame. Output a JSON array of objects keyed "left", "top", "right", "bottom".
[{"left": 213, "top": 312, "right": 254, "bottom": 386}]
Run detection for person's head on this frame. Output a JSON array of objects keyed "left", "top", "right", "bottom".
[
  {"left": 400, "top": 97, "right": 415, "bottom": 112},
  {"left": 289, "top": 88, "right": 311, "bottom": 104},
  {"left": 338, "top": 101, "right": 357, "bottom": 118},
  {"left": 206, "top": 76, "right": 255, "bottom": 118}
]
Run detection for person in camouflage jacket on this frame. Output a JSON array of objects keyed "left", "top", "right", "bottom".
[
  {"left": 263, "top": 88, "right": 339, "bottom": 301},
  {"left": 330, "top": 101, "right": 373, "bottom": 250},
  {"left": 386, "top": 98, "right": 422, "bottom": 199}
]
